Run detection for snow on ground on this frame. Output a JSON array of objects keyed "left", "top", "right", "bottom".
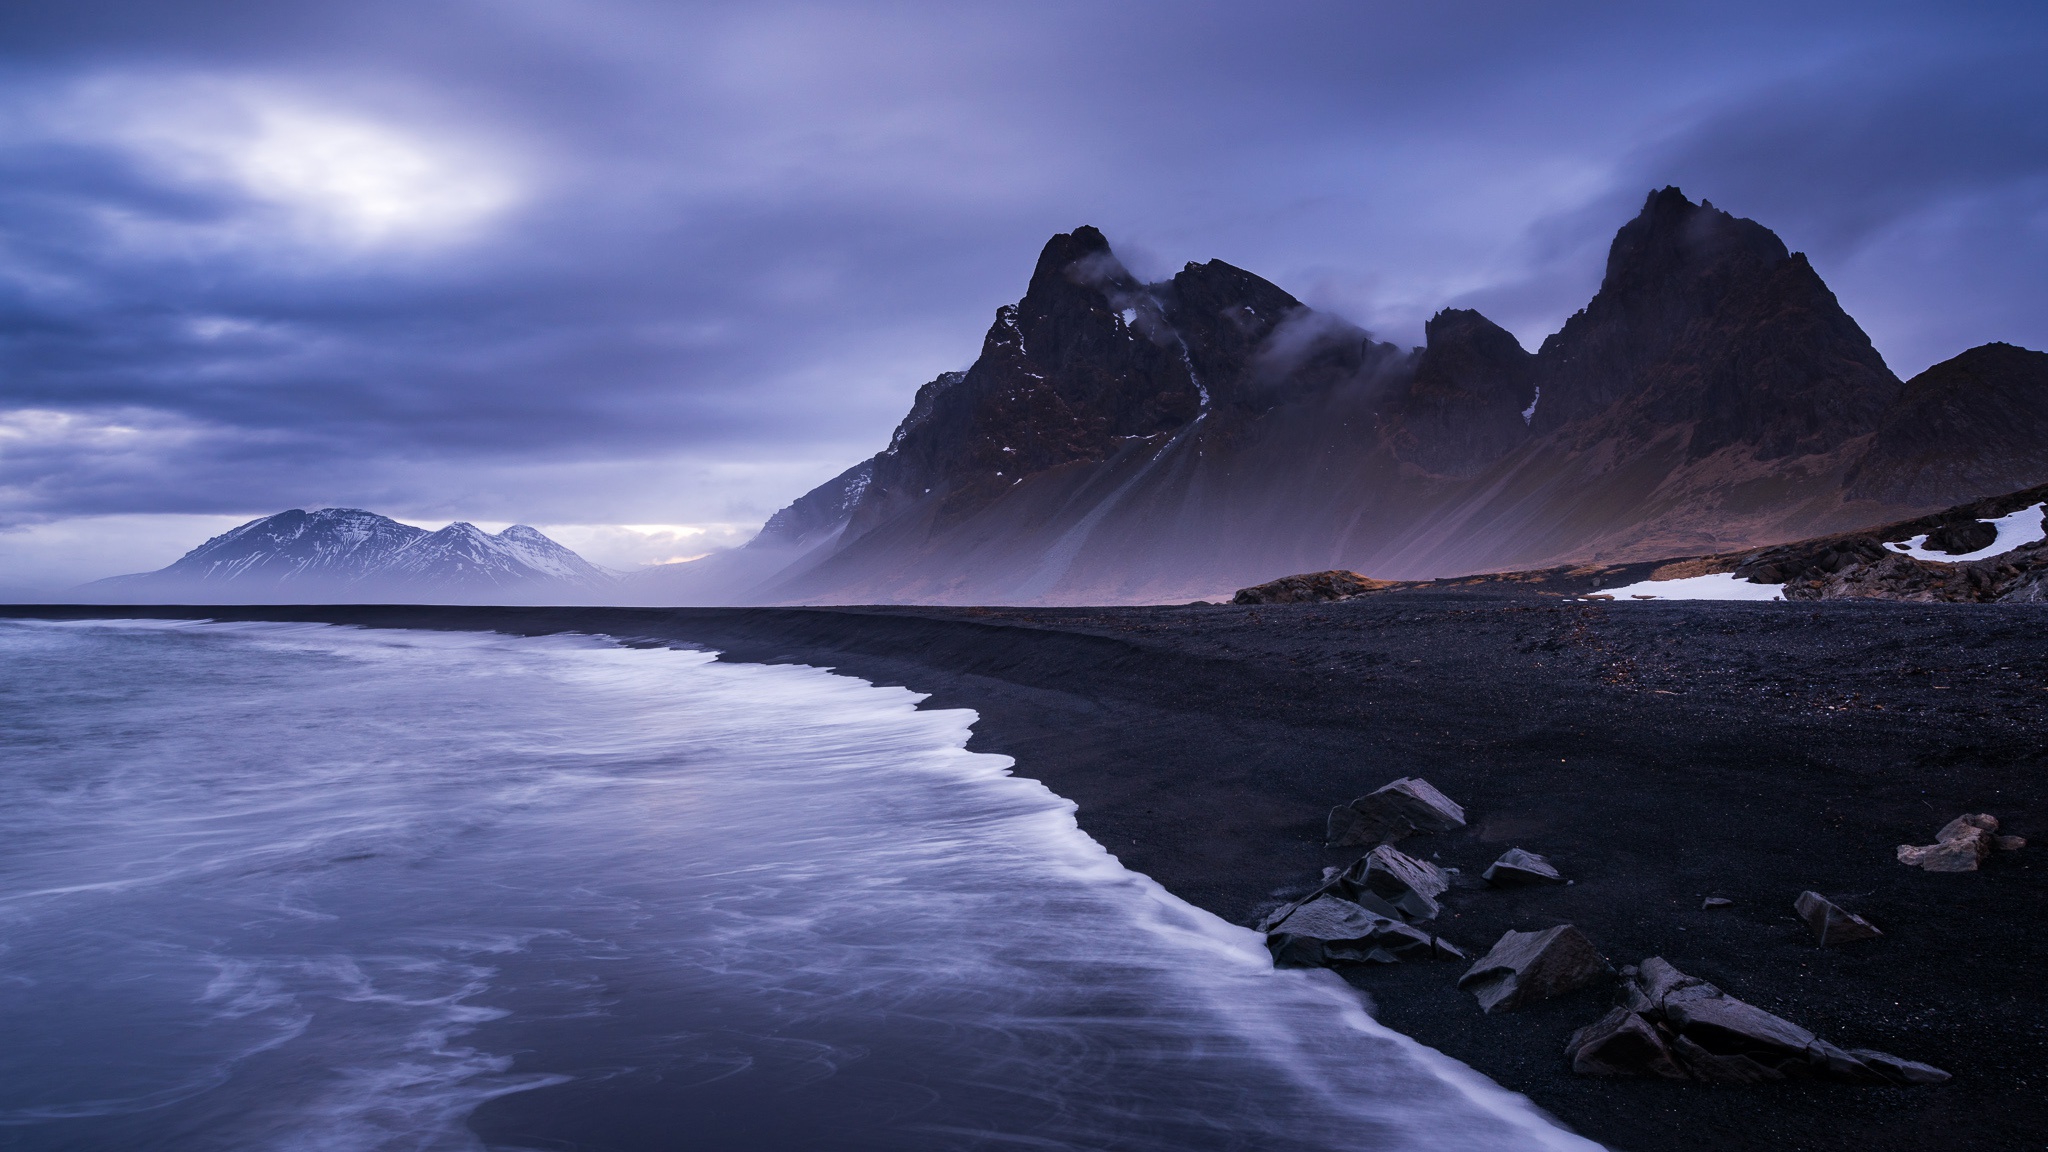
[
  {"left": 1884, "top": 503, "right": 2047, "bottom": 563},
  {"left": 1589, "top": 572, "right": 1786, "bottom": 601}
]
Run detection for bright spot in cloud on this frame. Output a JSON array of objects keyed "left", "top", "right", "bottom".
[{"left": 79, "top": 76, "right": 522, "bottom": 249}]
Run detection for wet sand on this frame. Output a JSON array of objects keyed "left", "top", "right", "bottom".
[{"left": 8, "top": 597, "right": 2043, "bottom": 1152}]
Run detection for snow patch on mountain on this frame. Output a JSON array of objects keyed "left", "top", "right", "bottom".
[{"left": 83, "top": 509, "right": 617, "bottom": 603}]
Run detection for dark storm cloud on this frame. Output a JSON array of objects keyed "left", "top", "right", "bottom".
[{"left": 1, "top": 0, "right": 2044, "bottom": 550}]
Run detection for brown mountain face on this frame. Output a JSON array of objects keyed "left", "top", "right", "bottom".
[
  {"left": 1378, "top": 308, "right": 1535, "bottom": 479},
  {"left": 1532, "top": 188, "right": 1901, "bottom": 460},
  {"left": 1844, "top": 342, "right": 2048, "bottom": 506},
  {"left": 634, "top": 189, "right": 2048, "bottom": 606}
]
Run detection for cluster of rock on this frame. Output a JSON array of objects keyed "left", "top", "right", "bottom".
[
  {"left": 1566, "top": 958, "right": 1949, "bottom": 1085},
  {"left": 1269, "top": 777, "right": 1597, "bottom": 1007},
  {"left": 1262, "top": 844, "right": 1465, "bottom": 966},
  {"left": 1264, "top": 777, "right": 1558, "bottom": 972},
  {"left": 1897, "top": 813, "right": 2027, "bottom": 871},
  {"left": 1232, "top": 569, "right": 1396, "bottom": 605},
  {"left": 1262, "top": 775, "right": 1963, "bottom": 1090}
]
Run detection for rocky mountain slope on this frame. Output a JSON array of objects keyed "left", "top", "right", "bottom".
[
  {"left": 1233, "top": 480, "right": 2048, "bottom": 606},
  {"left": 636, "top": 188, "right": 2048, "bottom": 606},
  {"left": 86, "top": 508, "right": 616, "bottom": 603}
]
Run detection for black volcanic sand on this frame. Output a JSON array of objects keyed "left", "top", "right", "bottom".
[{"left": 8, "top": 597, "right": 2044, "bottom": 1152}]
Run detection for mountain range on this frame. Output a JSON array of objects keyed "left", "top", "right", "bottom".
[
  {"left": 85, "top": 509, "right": 616, "bottom": 603},
  {"left": 642, "top": 187, "right": 2048, "bottom": 605}
]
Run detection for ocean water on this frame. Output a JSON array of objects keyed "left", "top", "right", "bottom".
[{"left": 0, "top": 619, "right": 1595, "bottom": 1152}]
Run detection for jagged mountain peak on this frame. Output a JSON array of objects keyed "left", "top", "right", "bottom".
[
  {"left": 700, "top": 191, "right": 2046, "bottom": 607},
  {"left": 1532, "top": 187, "right": 1899, "bottom": 459},
  {"left": 162, "top": 507, "right": 427, "bottom": 583},
  {"left": 1380, "top": 308, "right": 1538, "bottom": 478}
]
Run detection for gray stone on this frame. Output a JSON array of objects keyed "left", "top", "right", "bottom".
[
  {"left": 1327, "top": 777, "right": 1467, "bottom": 847},
  {"left": 1330, "top": 845, "right": 1449, "bottom": 922},
  {"left": 1898, "top": 813, "right": 2025, "bottom": 872},
  {"left": 1354, "top": 844, "right": 1450, "bottom": 900},
  {"left": 1794, "top": 891, "right": 1882, "bottom": 945},
  {"left": 1669, "top": 1033, "right": 1786, "bottom": 1084},
  {"left": 1483, "top": 848, "right": 1565, "bottom": 886},
  {"left": 1847, "top": 1048, "right": 1953, "bottom": 1086},
  {"left": 1265, "top": 896, "right": 1464, "bottom": 968},
  {"left": 1662, "top": 994, "right": 1818, "bottom": 1055},
  {"left": 1635, "top": 955, "right": 1720, "bottom": 1008},
  {"left": 1566, "top": 1006, "right": 1686, "bottom": 1079},
  {"left": 1568, "top": 956, "right": 1949, "bottom": 1087},
  {"left": 1702, "top": 897, "right": 1733, "bottom": 909},
  {"left": 1458, "top": 925, "right": 1610, "bottom": 1013}
]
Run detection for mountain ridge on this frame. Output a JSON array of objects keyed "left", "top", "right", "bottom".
[
  {"left": 637, "top": 187, "right": 2047, "bottom": 606},
  {"left": 87, "top": 508, "right": 616, "bottom": 604}
]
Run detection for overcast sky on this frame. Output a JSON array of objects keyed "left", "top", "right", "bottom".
[{"left": 2, "top": 0, "right": 2044, "bottom": 592}]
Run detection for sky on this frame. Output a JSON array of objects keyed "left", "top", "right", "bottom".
[{"left": 2, "top": 1, "right": 2045, "bottom": 594}]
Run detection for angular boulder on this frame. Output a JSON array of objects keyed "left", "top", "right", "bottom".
[
  {"left": 1333, "top": 844, "right": 1449, "bottom": 921},
  {"left": 1265, "top": 895, "right": 1464, "bottom": 968},
  {"left": 1794, "top": 891, "right": 1882, "bottom": 945},
  {"left": 1567, "top": 1006, "right": 1687, "bottom": 1079},
  {"left": 1567, "top": 957, "right": 1950, "bottom": 1086},
  {"left": 1326, "top": 776, "right": 1467, "bottom": 847},
  {"left": 1897, "top": 813, "right": 2025, "bottom": 871},
  {"left": 1483, "top": 848, "right": 1565, "bottom": 886},
  {"left": 1459, "top": 925, "right": 1610, "bottom": 1013}
]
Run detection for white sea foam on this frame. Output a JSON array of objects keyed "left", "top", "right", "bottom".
[{"left": 0, "top": 618, "right": 1597, "bottom": 1151}]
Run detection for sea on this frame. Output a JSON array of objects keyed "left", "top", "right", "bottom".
[{"left": 0, "top": 618, "right": 1596, "bottom": 1151}]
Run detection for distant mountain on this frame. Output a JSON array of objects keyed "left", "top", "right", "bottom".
[
  {"left": 85, "top": 509, "right": 616, "bottom": 603},
  {"left": 635, "top": 188, "right": 2048, "bottom": 606}
]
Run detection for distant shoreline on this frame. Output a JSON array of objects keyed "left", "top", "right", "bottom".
[{"left": 5, "top": 598, "right": 2040, "bottom": 1152}]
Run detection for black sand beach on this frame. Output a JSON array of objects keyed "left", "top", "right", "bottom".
[{"left": 9, "top": 597, "right": 2043, "bottom": 1152}]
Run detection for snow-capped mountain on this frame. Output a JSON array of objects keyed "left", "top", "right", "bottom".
[{"left": 84, "top": 509, "right": 617, "bottom": 603}]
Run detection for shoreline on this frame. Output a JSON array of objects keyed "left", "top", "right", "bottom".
[{"left": 6, "top": 598, "right": 2042, "bottom": 1152}]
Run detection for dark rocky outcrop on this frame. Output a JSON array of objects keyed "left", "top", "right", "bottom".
[
  {"left": 1923, "top": 518, "right": 1999, "bottom": 555},
  {"left": 1568, "top": 958, "right": 1949, "bottom": 1086},
  {"left": 1459, "top": 925, "right": 1610, "bottom": 1012},
  {"left": 1483, "top": 848, "right": 1565, "bottom": 886},
  {"left": 1794, "top": 891, "right": 1882, "bottom": 946},
  {"left": 1711, "top": 482, "right": 2048, "bottom": 602},
  {"left": 1234, "top": 570, "right": 1394, "bottom": 605},
  {"left": 1326, "top": 777, "right": 1467, "bottom": 847}
]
